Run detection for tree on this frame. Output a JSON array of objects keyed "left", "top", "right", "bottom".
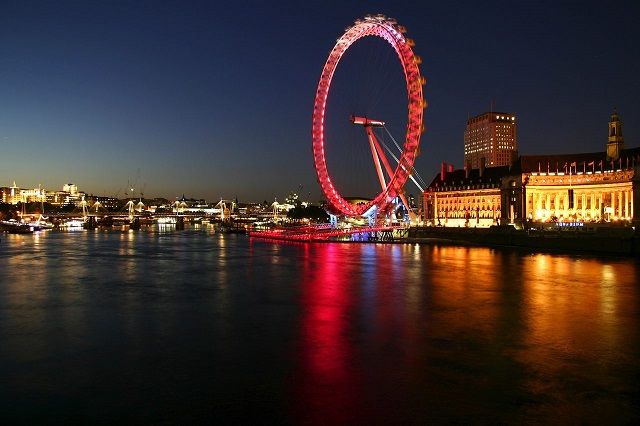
[
  {"left": 0, "top": 203, "right": 18, "bottom": 221},
  {"left": 287, "top": 205, "right": 329, "bottom": 222}
]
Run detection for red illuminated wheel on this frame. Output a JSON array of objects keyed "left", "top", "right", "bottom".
[{"left": 312, "top": 15, "right": 425, "bottom": 217}]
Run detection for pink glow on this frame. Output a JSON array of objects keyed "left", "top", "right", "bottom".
[{"left": 311, "top": 15, "right": 426, "bottom": 217}]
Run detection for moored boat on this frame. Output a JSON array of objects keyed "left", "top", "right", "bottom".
[
  {"left": 7, "top": 224, "right": 34, "bottom": 234},
  {"left": 59, "top": 219, "right": 85, "bottom": 229}
]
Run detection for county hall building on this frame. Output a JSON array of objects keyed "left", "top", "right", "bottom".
[{"left": 423, "top": 111, "right": 639, "bottom": 227}]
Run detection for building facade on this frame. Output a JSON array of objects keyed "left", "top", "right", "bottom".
[
  {"left": 464, "top": 112, "right": 517, "bottom": 169},
  {"left": 0, "top": 183, "right": 21, "bottom": 204},
  {"left": 0, "top": 183, "right": 47, "bottom": 204},
  {"left": 1, "top": 182, "right": 87, "bottom": 206},
  {"left": 519, "top": 156, "right": 635, "bottom": 223},
  {"left": 425, "top": 111, "right": 639, "bottom": 227},
  {"left": 423, "top": 163, "right": 504, "bottom": 227}
]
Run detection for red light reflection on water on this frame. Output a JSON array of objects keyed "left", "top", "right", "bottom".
[{"left": 290, "top": 244, "right": 362, "bottom": 424}]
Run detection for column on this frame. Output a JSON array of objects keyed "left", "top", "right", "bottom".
[
  {"left": 591, "top": 193, "right": 596, "bottom": 219},
  {"left": 582, "top": 193, "right": 586, "bottom": 218},
  {"left": 625, "top": 190, "right": 629, "bottom": 218},
  {"left": 546, "top": 193, "right": 551, "bottom": 217},
  {"left": 559, "top": 193, "right": 564, "bottom": 215},
  {"left": 536, "top": 192, "right": 542, "bottom": 214},
  {"left": 611, "top": 191, "right": 616, "bottom": 215},
  {"left": 619, "top": 191, "right": 623, "bottom": 218},
  {"left": 531, "top": 193, "right": 536, "bottom": 218},
  {"left": 538, "top": 192, "right": 543, "bottom": 212},
  {"left": 599, "top": 194, "right": 603, "bottom": 219}
]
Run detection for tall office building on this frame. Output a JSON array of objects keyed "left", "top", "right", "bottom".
[{"left": 464, "top": 112, "right": 517, "bottom": 168}]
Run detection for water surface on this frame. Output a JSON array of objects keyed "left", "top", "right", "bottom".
[{"left": 1, "top": 230, "right": 639, "bottom": 423}]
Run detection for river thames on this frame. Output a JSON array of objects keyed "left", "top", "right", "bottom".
[{"left": 1, "top": 229, "right": 639, "bottom": 424}]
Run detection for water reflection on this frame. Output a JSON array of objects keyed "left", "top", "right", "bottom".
[
  {"left": 292, "top": 244, "right": 360, "bottom": 423},
  {"left": 290, "top": 244, "right": 640, "bottom": 423},
  {"left": 0, "top": 232, "right": 638, "bottom": 423},
  {"left": 513, "top": 255, "right": 639, "bottom": 422}
]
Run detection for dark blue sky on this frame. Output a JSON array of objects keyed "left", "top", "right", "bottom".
[{"left": 2, "top": 0, "right": 639, "bottom": 202}]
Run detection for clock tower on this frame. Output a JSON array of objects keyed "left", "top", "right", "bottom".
[{"left": 606, "top": 109, "right": 624, "bottom": 161}]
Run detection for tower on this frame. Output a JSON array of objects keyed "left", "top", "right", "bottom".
[
  {"left": 606, "top": 109, "right": 624, "bottom": 161},
  {"left": 464, "top": 112, "right": 517, "bottom": 169}
]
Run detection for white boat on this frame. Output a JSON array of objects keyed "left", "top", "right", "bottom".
[
  {"left": 0, "top": 220, "right": 34, "bottom": 234},
  {"left": 34, "top": 215, "right": 54, "bottom": 230},
  {"left": 60, "top": 219, "right": 85, "bottom": 228},
  {"left": 157, "top": 217, "right": 177, "bottom": 224}
]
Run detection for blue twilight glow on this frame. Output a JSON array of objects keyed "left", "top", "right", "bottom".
[{"left": 1, "top": 1, "right": 639, "bottom": 201}]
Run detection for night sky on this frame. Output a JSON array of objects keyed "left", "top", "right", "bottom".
[{"left": 2, "top": 0, "right": 639, "bottom": 202}]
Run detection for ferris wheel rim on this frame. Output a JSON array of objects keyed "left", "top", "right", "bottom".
[{"left": 311, "top": 15, "right": 425, "bottom": 217}]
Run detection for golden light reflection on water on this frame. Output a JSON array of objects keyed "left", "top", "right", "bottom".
[
  {"left": 523, "top": 255, "right": 633, "bottom": 346},
  {"left": 427, "top": 245, "right": 506, "bottom": 339},
  {"left": 422, "top": 246, "right": 638, "bottom": 348},
  {"left": 512, "top": 254, "right": 638, "bottom": 420}
]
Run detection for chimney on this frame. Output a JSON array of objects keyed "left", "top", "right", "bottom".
[
  {"left": 480, "top": 157, "right": 486, "bottom": 177},
  {"left": 440, "top": 162, "right": 447, "bottom": 182},
  {"left": 448, "top": 164, "right": 454, "bottom": 173},
  {"left": 464, "top": 160, "right": 471, "bottom": 179}
]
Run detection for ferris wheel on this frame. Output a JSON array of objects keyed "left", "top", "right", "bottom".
[{"left": 311, "top": 14, "right": 426, "bottom": 219}]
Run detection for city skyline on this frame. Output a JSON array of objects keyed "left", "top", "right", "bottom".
[{"left": 2, "top": 1, "right": 639, "bottom": 201}]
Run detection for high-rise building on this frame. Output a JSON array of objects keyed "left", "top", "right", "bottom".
[{"left": 464, "top": 112, "right": 517, "bottom": 168}]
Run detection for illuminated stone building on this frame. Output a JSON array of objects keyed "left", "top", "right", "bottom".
[
  {"left": 464, "top": 112, "right": 517, "bottom": 168},
  {"left": 425, "top": 111, "right": 639, "bottom": 227},
  {"left": 0, "top": 182, "right": 47, "bottom": 204},
  {"left": 423, "top": 162, "right": 504, "bottom": 227},
  {"left": 519, "top": 157, "right": 637, "bottom": 224},
  {"left": 0, "top": 182, "right": 21, "bottom": 204},
  {"left": 48, "top": 183, "right": 86, "bottom": 206},
  {"left": 19, "top": 187, "right": 47, "bottom": 203},
  {"left": 0, "top": 187, "right": 11, "bottom": 204}
]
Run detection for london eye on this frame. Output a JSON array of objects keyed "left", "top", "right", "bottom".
[{"left": 311, "top": 14, "right": 426, "bottom": 220}]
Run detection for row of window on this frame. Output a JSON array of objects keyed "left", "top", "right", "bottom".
[{"left": 439, "top": 197, "right": 499, "bottom": 204}]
